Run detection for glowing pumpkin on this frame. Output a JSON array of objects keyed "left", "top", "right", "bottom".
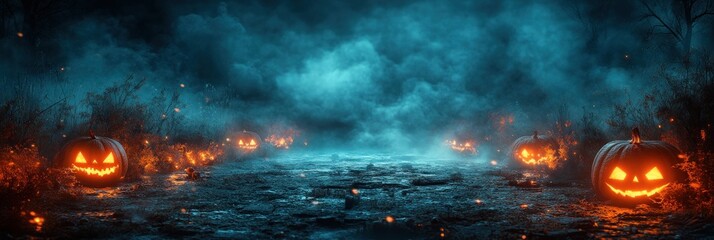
[
  {"left": 591, "top": 127, "right": 683, "bottom": 204},
  {"left": 446, "top": 139, "right": 477, "bottom": 155},
  {"left": 509, "top": 131, "right": 559, "bottom": 168},
  {"left": 54, "top": 131, "right": 128, "bottom": 187},
  {"left": 235, "top": 130, "right": 262, "bottom": 153}
]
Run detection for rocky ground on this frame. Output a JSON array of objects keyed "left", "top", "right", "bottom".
[{"left": 22, "top": 152, "right": 714, "bottom": 239}]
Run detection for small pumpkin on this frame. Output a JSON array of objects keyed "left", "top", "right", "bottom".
[
  {"left": 55, "top": 131, "right": 128, "bottom": 187},
  {"left": 509, "top": 131, "right": 559, "bottom": 168},
  {"left": 591, "top": 127, "right": 683, "bottom": 204},
  {"left": 446, "top": 139, "right": 477, "bottom": 155},
  {"left": 235, "top": 130, "right": 262, "bottom": 153}
]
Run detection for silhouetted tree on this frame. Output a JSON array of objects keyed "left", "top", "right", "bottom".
[{"left": 641, "top": 0, "right": 714, "bottom": 63}]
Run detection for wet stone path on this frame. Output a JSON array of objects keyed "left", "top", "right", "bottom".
[{"left": 48, "top": 152, "right": 713, "bottom": 239}]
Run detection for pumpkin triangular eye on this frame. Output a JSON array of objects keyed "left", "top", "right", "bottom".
[
  {"left": 645, "top": 167, "right": 663, "bottom": 180},
  {"left": 103, "top": 153, "right": 115, "bottom": 164},
  {"left": 609, "top": 167, "right": 627, "bottom": 180},
  {"left": 75, "top": 152, "right": 87, "bottom": 163}
]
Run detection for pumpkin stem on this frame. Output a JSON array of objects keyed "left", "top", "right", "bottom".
[
  {"left": 631, "top": 127, "right": 641, "bottom": 144},
  {"left": 89, "top": 130, "right": 96, "bottom": 139},
  {"left": 533, "top": 131, "right": 539, "bottom": 139}
]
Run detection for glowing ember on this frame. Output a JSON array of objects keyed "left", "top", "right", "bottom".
[
  {"left": 475, "top": 199, "right": 482, "bottom": 205},
  {"left": 27, "top": 211, "right": 44, "bottom": 232},
  {"left": 490, "top": 160, "right": 497, "bottom": 166},
  {"left": 520, "top": 204, "right": 528, "bottom": 209},
  {"left": 17, "top": 32, "right": 23, "bottom": 38},
  {"left": 385, "top": 215, "right": 395, "bottom": 223},
  {"left": 351, "top": 188, "right": 360, "bottom": 195}
]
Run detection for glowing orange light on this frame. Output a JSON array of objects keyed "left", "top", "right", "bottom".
[
  {"left": 351, "top": 188, "right": 359, "bottom": 195},
  {"left": 385, "top": 215, "right": 395, "bottom": 223},
  {"left": 608, "top": 167, "right": 627, "bottom": 180},
  {"left": 645, "top": 167, "right": 663, "bottom": 180},
  {"left": 17, "top": 32, "right": 23, "bottom": 38},
  {"left": 606, "top": 183, "right": 669, "bottom": 198}
]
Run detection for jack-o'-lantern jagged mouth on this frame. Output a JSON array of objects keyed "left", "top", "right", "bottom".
[
  {"left": 447, "top": 140, "right": 477, "bottom": 154},
  {"left": 605, "top": 183, "right": 670, "bottom": 198},
  {"left": 517, "top": 149, "right": 557, "bottom": 167},
  {"left": 72, "top": 164, "right": 118, "bottom": 177}
]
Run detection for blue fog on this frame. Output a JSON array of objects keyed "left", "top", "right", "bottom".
[{"left": 1, "top": 0, "right": 712, "bottom": 150}]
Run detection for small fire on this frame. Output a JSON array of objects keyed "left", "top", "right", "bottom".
[
  {"left": 26, "top": 211, "right": 44, "bottom": 232},
  {"left": 266, "top": 135, "right": 294, "bottom": 149},
  {"left": 385, "top": 215, "right": 395, "bottom": 223},
  {"left": 475, "top": 199, "right": 482, "bottom": 205},
  {"left": 351, "top": 188, "right": 360, "bottom": 195},
  {"left": 516, "top": 147, "right": 558, "bottom": 169},
  {"left": 17, "top": 32, "right": 23, "bottom": 38},
  {"left": 266, "top": 128, "right": 298, "bottom": 149}
]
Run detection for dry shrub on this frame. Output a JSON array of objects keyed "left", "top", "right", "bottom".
[
  {"left": 138, "top": 140, "right": 224, "bottom": 175},
  {"left": 0, "top": 146, "right": 81, "bottom": 233},
  {"left": 72, "top": 75, "right": 226, "bottom": 179},
  {"left": 660, "top": 151, "right": 714, "bottom": 216},
  {"left": 647, "top": 55, "right": 714, "bottom": 216}
]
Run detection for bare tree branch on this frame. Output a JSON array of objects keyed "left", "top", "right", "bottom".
[{"left": 641, "top": 0, "right": 684, "bottom": 43}]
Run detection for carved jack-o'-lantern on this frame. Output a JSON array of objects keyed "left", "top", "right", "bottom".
[
  {"left": 235, "top": 130, "right": 262, "bottom": 153},
  {"left": 591, "top": 128, "right": 683, "bottom": 204},
  {"left": 446, "top": 139, "right": 477, "bottom": 155},
  {"left": 54, "top": 131, "right": 128, "bottom": 187},
  {"left": 509, "top": 131, "right": 559, "bottom": 168}
]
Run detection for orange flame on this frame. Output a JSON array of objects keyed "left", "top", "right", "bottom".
[
  {"left": 266, "top": 128, "right": 298, "bottom": 149},
  {"left": 516, "top": 147, "right": 558, "bottom": 168}
]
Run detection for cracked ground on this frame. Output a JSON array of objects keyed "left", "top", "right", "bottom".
[{"left": 42, "top": 152, "right": 714, "bottom": 239}]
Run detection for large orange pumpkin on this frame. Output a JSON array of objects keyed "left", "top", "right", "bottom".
[
  {"left": 591, "top": 127, "right": 683, "bottom": 204},
  {"left": 55, "top": 131, "right": 128, "bottom": 187},
  {"left": 509, "top": 131, "right": 559, "bottom": 168}
]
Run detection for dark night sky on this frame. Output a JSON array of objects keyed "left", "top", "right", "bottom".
[{"left": 1, "top": 0, "right": 713, "bottom": 150}]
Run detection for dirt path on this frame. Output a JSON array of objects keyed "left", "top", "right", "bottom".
[{"left": 46, "top": 152, "right": 713, "bottom": 239}]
